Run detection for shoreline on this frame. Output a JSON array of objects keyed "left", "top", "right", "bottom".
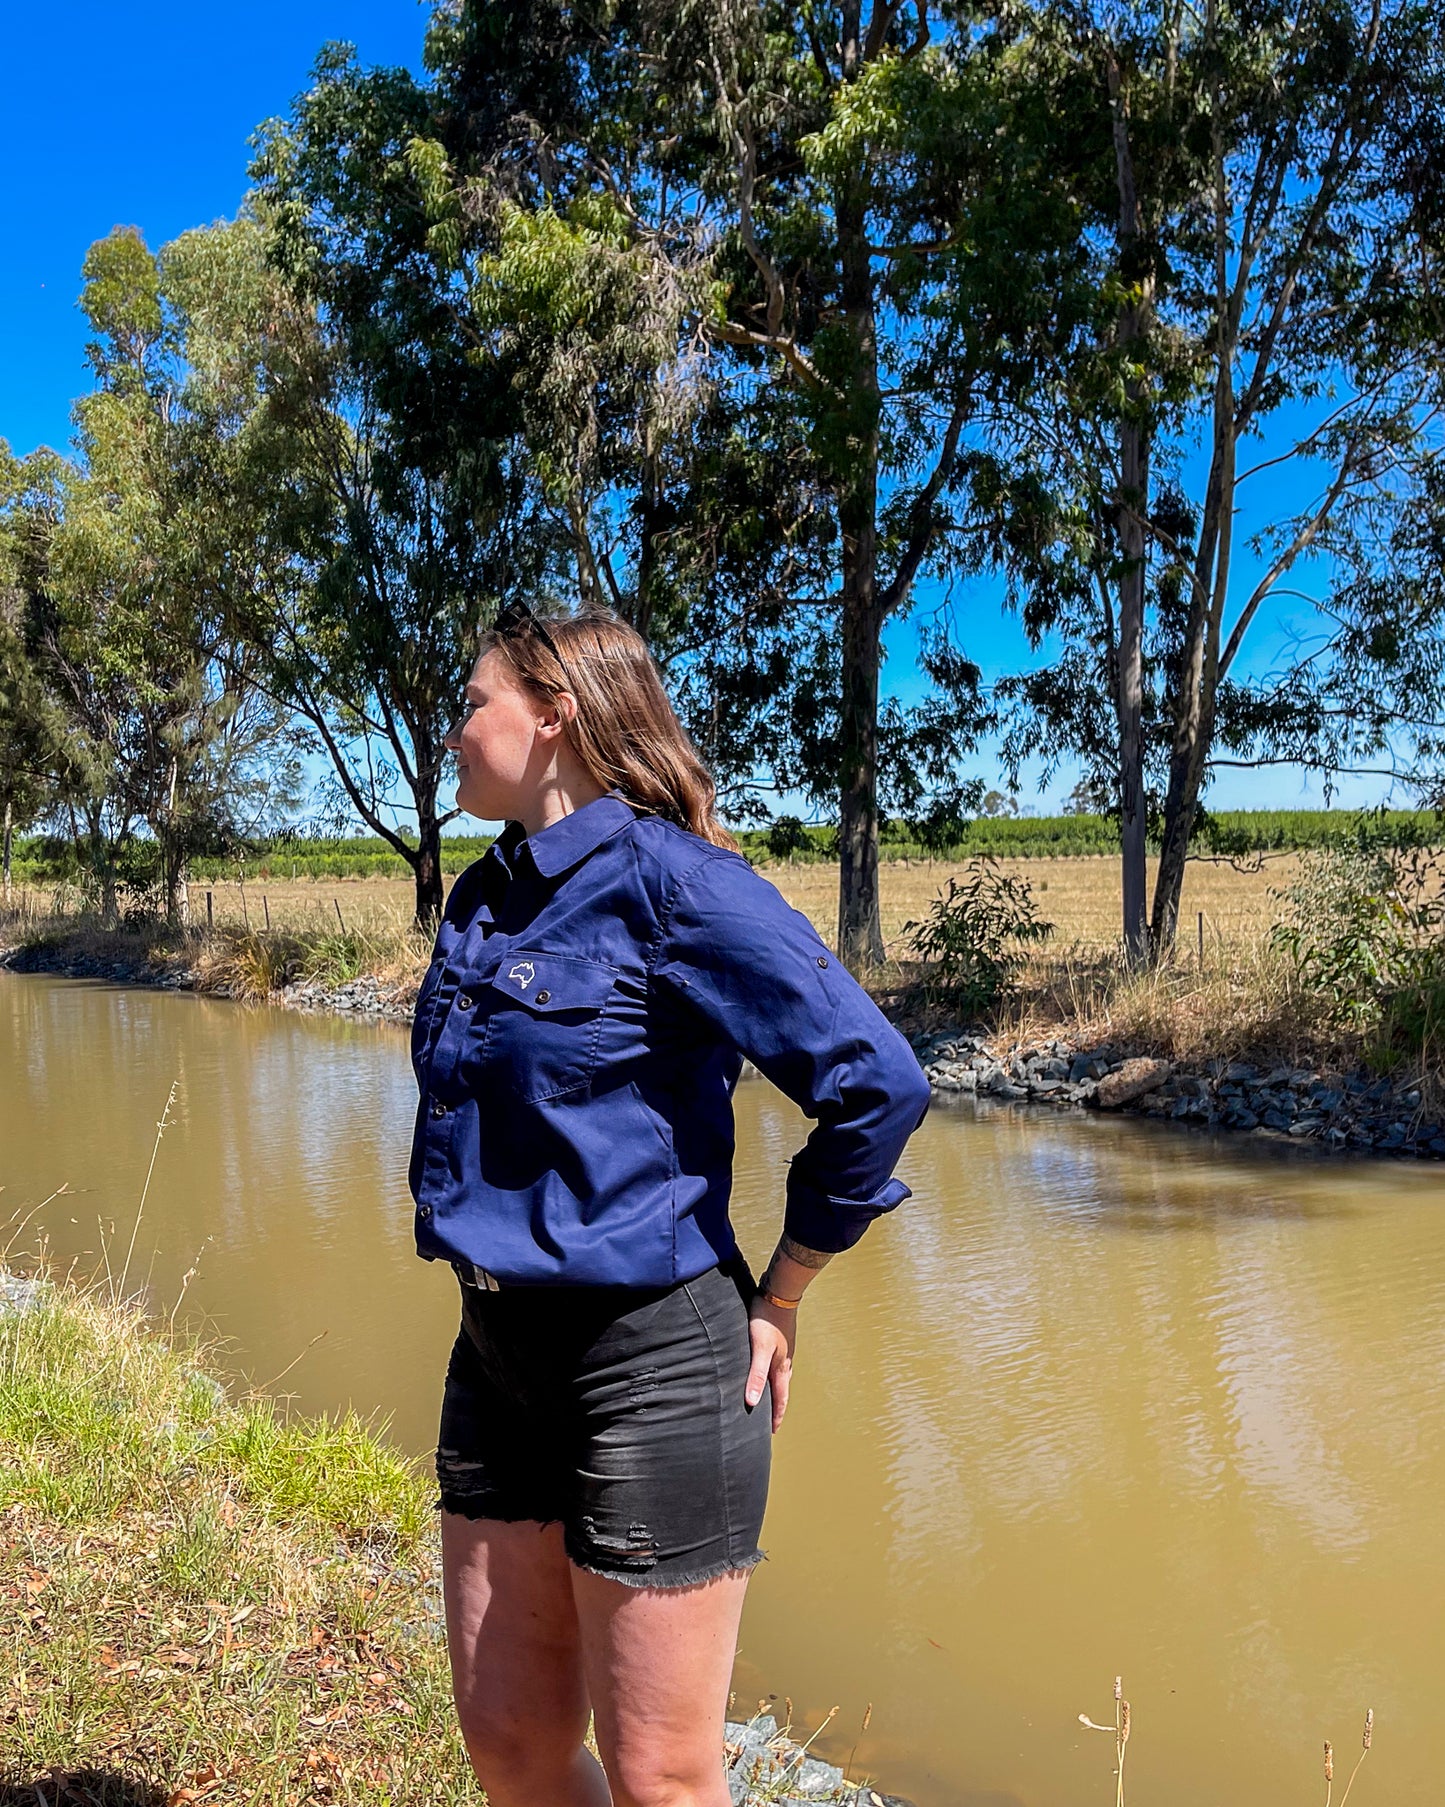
[{"left": 5, "top": 930, "right": 1442, "bottom": 1162}]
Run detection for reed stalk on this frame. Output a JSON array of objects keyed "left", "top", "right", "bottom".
[
  {"left": 1337, "top": 1708, "right": 1373, "bottom": 1807},
  {"left": 114, "top": 1079, "right": 179, "bottom": 1303}
]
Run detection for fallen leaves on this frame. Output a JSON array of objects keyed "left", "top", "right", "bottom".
[{"left": 167, "top": 1763, "right": 222, "bottom": 1806}]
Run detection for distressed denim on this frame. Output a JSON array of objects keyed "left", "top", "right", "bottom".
[{"left": 436, "top": 1259, "right": 771, "bottom": 1587}]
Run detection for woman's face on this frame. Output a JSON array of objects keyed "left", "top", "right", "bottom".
[{"left": 445, "top": 648, "right": 561, "bottom": 822}]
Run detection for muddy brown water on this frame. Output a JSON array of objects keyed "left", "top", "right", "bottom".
[{"left": 4, "top": 969, "right": 1444, "bottom": 1805}]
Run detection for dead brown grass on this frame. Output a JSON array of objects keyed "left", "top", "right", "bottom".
[
  {"left": 763, "top": 852, "right": 1295, "bottom": 956},
  {"left": 161, "top": 852, "right": 1294, "bottom": 959},
  {"left": 998, "top": 937, "right": 1340, "bottom": 1068}
]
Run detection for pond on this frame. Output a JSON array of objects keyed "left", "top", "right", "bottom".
[{"left": 3, "top": 969, "right": 1443, "bottom": 1805}]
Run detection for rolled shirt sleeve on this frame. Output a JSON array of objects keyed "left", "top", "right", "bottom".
[{"left": 652, "top": 849, "right": 932, "bottom": 1253}]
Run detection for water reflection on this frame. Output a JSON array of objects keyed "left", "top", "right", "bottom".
[{"left": 4, "top": 972, "right": 1444, "bottom": 1806}]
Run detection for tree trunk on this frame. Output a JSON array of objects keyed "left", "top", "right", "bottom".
[
  {"left": 634, "top": 448, "right": 662, "bottom": 642},
  {"left": 164, "top": 850, "right": 191, "bottom": 927},
  {"left": 1116, "top": 417, "right": 1150, "bottom": 965},
  {"left": 838, "top": 578, "right": 884, "bottom": 972},
  {"left": 2, "top": 800, "right": 12, "bottom": 901},
  {"left": 413, "top": 802, "right": 445, "bottom": 930},
  {"left": 160, "top": 755, "right": 189, "bottom": 926},
  {"left": 834, "top": 85, "right": 884, "bottom": 975},
  {"left": 1107, "top": 50, "right": 1154, "bottom": 965},
  {"left": 1151, "top": 439, "right": 1234, "bottom": 949},
  {"left": 85, "top": 807, "right": 118, "bottom": 924},
  {"left": 1151, "top": 705, "right": 1211, "bottom": 950},
  {"left": 1152, "top": 112, "right": 1236, "bottom": 955}
]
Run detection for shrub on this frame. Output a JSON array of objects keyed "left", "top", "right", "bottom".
[
  {"left": 904, "top": 857, "right": 1055, "bottom": 1013},
  {"left": 764, "top": 816, "right": 814, "bottom": 859},
  {"left": 1272, "top": 835, "right": 1445, "bottom": 1063}
]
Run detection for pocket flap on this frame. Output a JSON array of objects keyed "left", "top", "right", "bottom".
[{"left": 488, "top": 953, "right": 617, "bottom": 1014}]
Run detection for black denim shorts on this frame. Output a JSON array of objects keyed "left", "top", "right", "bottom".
[{"left": 436, "top": 1258, "right": 772, "bottom": 1588}]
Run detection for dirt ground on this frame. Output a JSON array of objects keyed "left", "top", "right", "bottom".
[{"left": 162, "top": 851, "right": 1299, "bottom": 958}]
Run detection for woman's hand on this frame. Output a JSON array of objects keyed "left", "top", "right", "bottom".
[{"left": 746, "top": 1297, "right": 797, "bottom": 1434}]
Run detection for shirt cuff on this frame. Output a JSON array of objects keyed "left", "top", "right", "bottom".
[{"left": 782, "top": 1172, "right": 912, "bottom": 1255}]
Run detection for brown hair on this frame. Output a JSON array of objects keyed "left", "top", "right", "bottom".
[{"left": 480, "top": 610, "right": 738, "bottom": 851}]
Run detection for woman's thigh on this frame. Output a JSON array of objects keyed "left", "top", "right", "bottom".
[
  {"left": 440, "top": 1511, "right": 591, "bottom": 1747},
  {"left": 570, "top": 1563, "right": 752, "bottom": 1805}
]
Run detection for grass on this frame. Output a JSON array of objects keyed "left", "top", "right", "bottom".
[{"left": 0, "top": 1259, "right": 472, "bottom": 1807}]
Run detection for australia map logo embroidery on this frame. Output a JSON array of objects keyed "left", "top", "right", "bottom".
[{"left": 508, "top": 960, "right": 536, "bottom": 990}]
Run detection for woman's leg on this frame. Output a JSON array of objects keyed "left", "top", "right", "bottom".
[
  {"left": 441, "top": 1511, "right": 612, "bottom": 1807},
  {"left": 570, "top": 1564, "right": 753, "bottom": 1807}
]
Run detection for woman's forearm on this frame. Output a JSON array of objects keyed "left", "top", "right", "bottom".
[{"left": 760, "top": 1234, "right": 834, "bottom": 1303}]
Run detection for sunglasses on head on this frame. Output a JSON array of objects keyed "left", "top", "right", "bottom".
[{"left": 492, "top": 600, "right": 567, "bottom": 673}]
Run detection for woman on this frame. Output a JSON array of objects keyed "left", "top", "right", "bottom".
[{"left": 410, "top": 608, "right": 930, "bottom": 1807}]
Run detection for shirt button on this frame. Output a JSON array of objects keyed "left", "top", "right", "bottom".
[
  {"left": 535, "top": 989, "right": 551, "bottom": 1005},
  {"left": 458, "top": 992, "right": 474, "bottom": 1010},
  {"left": 817, "top": 956, "right": 829, "bottom": 968},
  {"left": 430, "top": 1101, "right": 447, "bottom": 1118},
  {"left": 418, "top": 1204, "right": 433, "bottom": 1220}
]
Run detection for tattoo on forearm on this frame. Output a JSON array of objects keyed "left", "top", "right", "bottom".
[{"left": 775, "top": 1235, "right": 834, "bottom": 1272}]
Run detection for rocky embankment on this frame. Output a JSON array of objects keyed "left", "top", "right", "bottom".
[
  {"left": 0, "top": 940, "right": 415, "bottom": 1023},
  {"left": 724, "top": 1716, "right": 910, "bottom": 1806},
  {"left": 913, "top": 1029, "right": 1445, "bottom": 1159}
]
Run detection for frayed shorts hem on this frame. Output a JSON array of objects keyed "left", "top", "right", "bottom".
[
  {"left": 436, "top": 1496, "right": 767, "bottom": 1590},
  {"left": 568, "top": 1545, "right": 768, "bottom": 1590}
]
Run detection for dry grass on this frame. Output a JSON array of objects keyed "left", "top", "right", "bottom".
[
  {"left": 995, "top": 936, "right": 1341, "bottom": 1069},
  {"left": 762, "top": 852, "right": 1295, "bottom": 956},
  {"left": 5, "top": 852, "right": 1290, "bottom": 963},
  {"left": 125, "top": 852, "right": 1292, "bottom": 960}
]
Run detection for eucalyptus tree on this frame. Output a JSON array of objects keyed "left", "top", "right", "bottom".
[
  {"left": 24, "top": 228, "right": 300, "bottom": 922},
  {"left": 988, "top": 0, "right": 1445, "bottom": 957},
  {"left": 247, "top": 91, "right": 565, "bottom": 928},
  {"left": 0, "top": 446, "right": 66, "bottom": 896},
  {"left": 348, "top": 0, "right": 1072, "bottom": 969}
]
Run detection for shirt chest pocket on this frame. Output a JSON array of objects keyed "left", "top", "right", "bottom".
[{"left": 472, "top": 952, "right": 620, "bottom": 1103}]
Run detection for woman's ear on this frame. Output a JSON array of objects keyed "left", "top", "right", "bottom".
[{"left": 534, "top": 691, "right": 578, "bottom": 739}]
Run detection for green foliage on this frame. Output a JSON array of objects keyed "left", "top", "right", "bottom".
[
  {"left": 0, "top": 1280, "right": 426, "bottom": 1539},
  {"left": 986, "top": 0, "right": 1445, "bottom": 949},
  {"left": 904, "top": 858, "right": 1055, "bottom": 1013},
  {"left": 214, "top": 1401, "right": 428, "bottom": 1543},
  {"left": 1272, "top": 830, "right": 1445, "bottom": 1061},
  {"left": 763, "top": 815, "right": 814, "bottom": 859},
  {"left": 248, "top": 57, "right": 569, "bottom": 924},
  {"left": 4, "top": 227, "right": 304, "bottom": 924},
  {"left": 15, "top": 812, "right": 1435, "bottom": 882},
  {"left": 297, "top": 927, "right": 387, "bottom": 986}
]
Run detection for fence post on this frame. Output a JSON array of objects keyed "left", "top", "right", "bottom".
[
  {"left": 262, "top": 895, "right": 271, "bottom": 931},
  {"left": 334, "top": 897, "right": 346, "bottom": 933},
  {"left": 1197, "top": 910, "right": 1204, "bottom": 971},
  {"left": 206, "top": 891, "right": 214, "bottom": 930}
]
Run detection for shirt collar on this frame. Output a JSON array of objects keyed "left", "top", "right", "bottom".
[{"left": 514, "top": 793, "right": 637, "bottom": 879}]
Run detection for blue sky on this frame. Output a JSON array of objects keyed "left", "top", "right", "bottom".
[{"left": 1, "top": 1, "right": 1395, "bottom": 823}]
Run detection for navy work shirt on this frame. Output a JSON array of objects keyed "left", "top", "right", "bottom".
[{"left": 409, "top": 793, "right": 931, "bottom": 1286}]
